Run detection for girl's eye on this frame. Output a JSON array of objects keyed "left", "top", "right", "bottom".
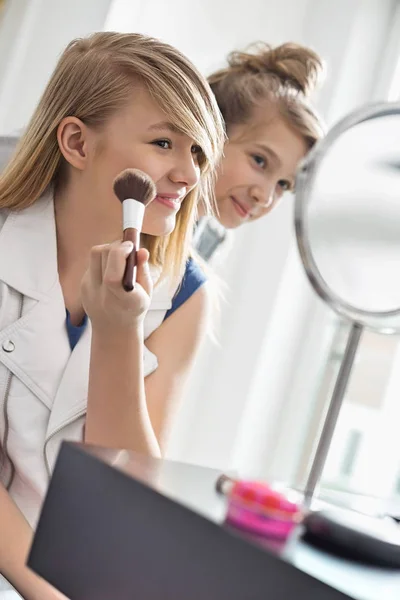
[
  {"left": 153, "top": 139, "right": 172, "bottom": 149},
  {"left": 191, "top": 144, "right": 203, "bottom": 155},
  {"left": 252, "top": 154, "right": 267, "bottom": 168},
  {"left": 192, "top": 144, "right": 206, "bottom": 164},
  {"left": 278, "top": 180, "right": 292, "bottom": 192}
]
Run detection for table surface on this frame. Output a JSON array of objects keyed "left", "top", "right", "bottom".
[
  {"left": 28, "top": 443, "right": 400, "bottom": 600},
  {"left": 81, "top": 445, "right": 400, "bottom": 600}
]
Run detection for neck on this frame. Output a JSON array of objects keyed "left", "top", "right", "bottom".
[
  {"left": 55, "top": 180, "right": 120, "bottom": 271},
  {"left": 54, "top": 179, "right": 121, "bottom": 322}
]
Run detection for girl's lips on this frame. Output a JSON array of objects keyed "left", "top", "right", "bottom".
[
  {"left": 155, "top": 195, "right": 180, "bottom": 209},
  {"left": 230, "top": 196, "right": 250, "bottom": 218}
]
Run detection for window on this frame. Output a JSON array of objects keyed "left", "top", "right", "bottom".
[
  {"left": 340, "top": 429, "right": 362, "bottom": 478},
  {"left": 310, "top": 325, "right": 400, "bottom": 502}
]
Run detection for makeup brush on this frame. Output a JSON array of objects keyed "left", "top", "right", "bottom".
[{"left": 113, "top": 169, "right": 156, "bottom": 291}]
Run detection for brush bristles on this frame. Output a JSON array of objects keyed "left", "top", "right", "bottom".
[{"left": 113, "top": 168, "right": 156, "bottom": 207}]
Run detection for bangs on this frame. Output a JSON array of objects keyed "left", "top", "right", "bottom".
[{"left": 146, "top": 79, "right": 225, "bottom": 175}]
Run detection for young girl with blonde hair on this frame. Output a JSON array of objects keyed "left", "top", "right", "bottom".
[{"left": 0, "top": 31, "right": 224, "bottom": 598}]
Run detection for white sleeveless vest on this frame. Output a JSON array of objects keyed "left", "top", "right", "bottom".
[{"left": 0, "top": 193, "right": 175, "bottom": 530}]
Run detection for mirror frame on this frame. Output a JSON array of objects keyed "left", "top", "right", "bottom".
[{"left": 294, "top": 101, "right": 400, "bottom": 333}]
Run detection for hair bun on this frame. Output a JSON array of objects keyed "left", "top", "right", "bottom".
[{"left": 228, "top": 42, "right": 324, "bottom": 97}]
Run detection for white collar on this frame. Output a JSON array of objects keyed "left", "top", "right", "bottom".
[{"left": 0, "top": 192, "right": 57, "bottom": 300}]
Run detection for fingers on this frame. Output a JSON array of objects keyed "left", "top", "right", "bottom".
[
  {"left": 137, "top": 247, "right": 149, "bottom": 264},
  {"left": 88, "top": 244, "right": 109, "bottom": 287},
  {"left": 87, "top": 242, "right": 150, "bottom": 296},
  {"left": 136, "top": 248, "right": 152, "bottom": 297},
  {"left": 102, "top": 241, "right": 134, "bottom": 290},
  {"left": 83, "top": 241, "right": 152, "bottom": 325}
]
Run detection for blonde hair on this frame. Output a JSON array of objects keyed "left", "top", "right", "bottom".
[
  {"left": 0, "top": 32, "right": 225, "bottom": 282},
  {"left": 208, "top": 42, "right": 325, "bottom": 149}
]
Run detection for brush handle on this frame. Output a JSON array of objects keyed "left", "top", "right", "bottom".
[{"left": 122, "top": 228, "right": 139, "bottom": 291}]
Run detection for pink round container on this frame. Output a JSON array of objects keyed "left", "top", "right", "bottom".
[{"left": 225, "top": 480, "right": 303, "bottom": 540}]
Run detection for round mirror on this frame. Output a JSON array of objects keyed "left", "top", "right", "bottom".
[
  {"left": 295, "top": 104, "right": 400, "bottom": 333},
  {"left": 294, "top": 103, "right": 400, "bottom": 503}
]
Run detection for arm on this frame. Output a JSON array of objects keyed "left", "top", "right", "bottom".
[
  {"left": 82, "top": 242, "right": 210, "bottom": 456},
  {"left": 83, "top": 243, "right": 159, "bottom": 455},
  {"left": 0, "top": 483, "right": 67, "bottom": 600},
  {"left": 86, "top": 324, "right": 159, "bottom": 455},
  {"left": 144, "top": 283, "right": 211, "bottom": 452}
]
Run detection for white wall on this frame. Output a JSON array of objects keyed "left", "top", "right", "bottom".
[
  {"left": 106, "top": 0, "right": 312, "bottom": 75},
  {"left": 0, "top": 0, "right": 113, "bottom": 134},
  {"left": 301, "top": 0, "right": 395, "bottom": 124}
]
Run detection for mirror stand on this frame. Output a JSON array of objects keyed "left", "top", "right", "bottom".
[{"left": 303, "top": 322, "right": 363, "bottom": 506}]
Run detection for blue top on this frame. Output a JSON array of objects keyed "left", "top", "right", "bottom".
[
  {"left": 164, "top": 258, "right": 207, "bottom": 320},
  {"left": 65, "top": 310, "right": 88, "bottom": 351},
  {"left": 64, "top": 258, "right": 206, "bottom": 348}
]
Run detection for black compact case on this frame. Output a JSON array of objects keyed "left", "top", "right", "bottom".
[{"left": 302, "top": 507, "right": 400, "bottom": 568}]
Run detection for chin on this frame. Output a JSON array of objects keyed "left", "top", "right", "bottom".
[
  {"left": 143, "top": 217, "right": 177, "bottom": 237},
  {"left": 226, "top": 220, "right": 242, "bottom": 229},
  {"left": 219, "top": 213, "right": 243, "bottom": 230},
  {"left": 217, "top": 204, "right": 243, "bottom": 230}
]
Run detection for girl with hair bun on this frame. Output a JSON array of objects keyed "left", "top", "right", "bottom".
[{"left": 195, "top": 42, "right": 325, "bottom": 260}]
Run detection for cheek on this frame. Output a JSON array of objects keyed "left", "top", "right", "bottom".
[
  {"left": 142, "top": 201, "right": 160, "bottom": 228},
  {"left": 216, "top": 153, "right": 251, "bottom": 194},
  {"left": 214, "top": 171, "right": 229, "bottom": 199},
  {"left": 91, "top": 146, "right": 127, "bottom": 187},
  {"left": 93, "top": 138, "right": 164, "bottom": 185},
  {"left": 215, "top": 163, "right": 238, "bottom": 196}
]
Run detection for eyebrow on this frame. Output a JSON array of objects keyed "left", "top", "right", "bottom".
[{"left": 147, "top": 121, "right": 183, "bottom": 134}]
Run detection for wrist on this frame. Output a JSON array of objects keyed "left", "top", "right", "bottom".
[
  {"left": 11, "top": 567, "right": 67, "bottom": 600},
  {"left": 91, "top": 321, "right": 144, "bottom": 345}
]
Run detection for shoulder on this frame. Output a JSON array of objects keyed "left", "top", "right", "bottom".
[
  {"left": 183, "top": 256, "right": 207, "bottom": 288},
  {"left": 164, "top": 257, "right": 208, "bottom": 320},
  {"left": 146, "top": 265, "right": 210, "bottom": 352},
  {"left": 145, "top": 261, "right": 210, "bottom": 368}
]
